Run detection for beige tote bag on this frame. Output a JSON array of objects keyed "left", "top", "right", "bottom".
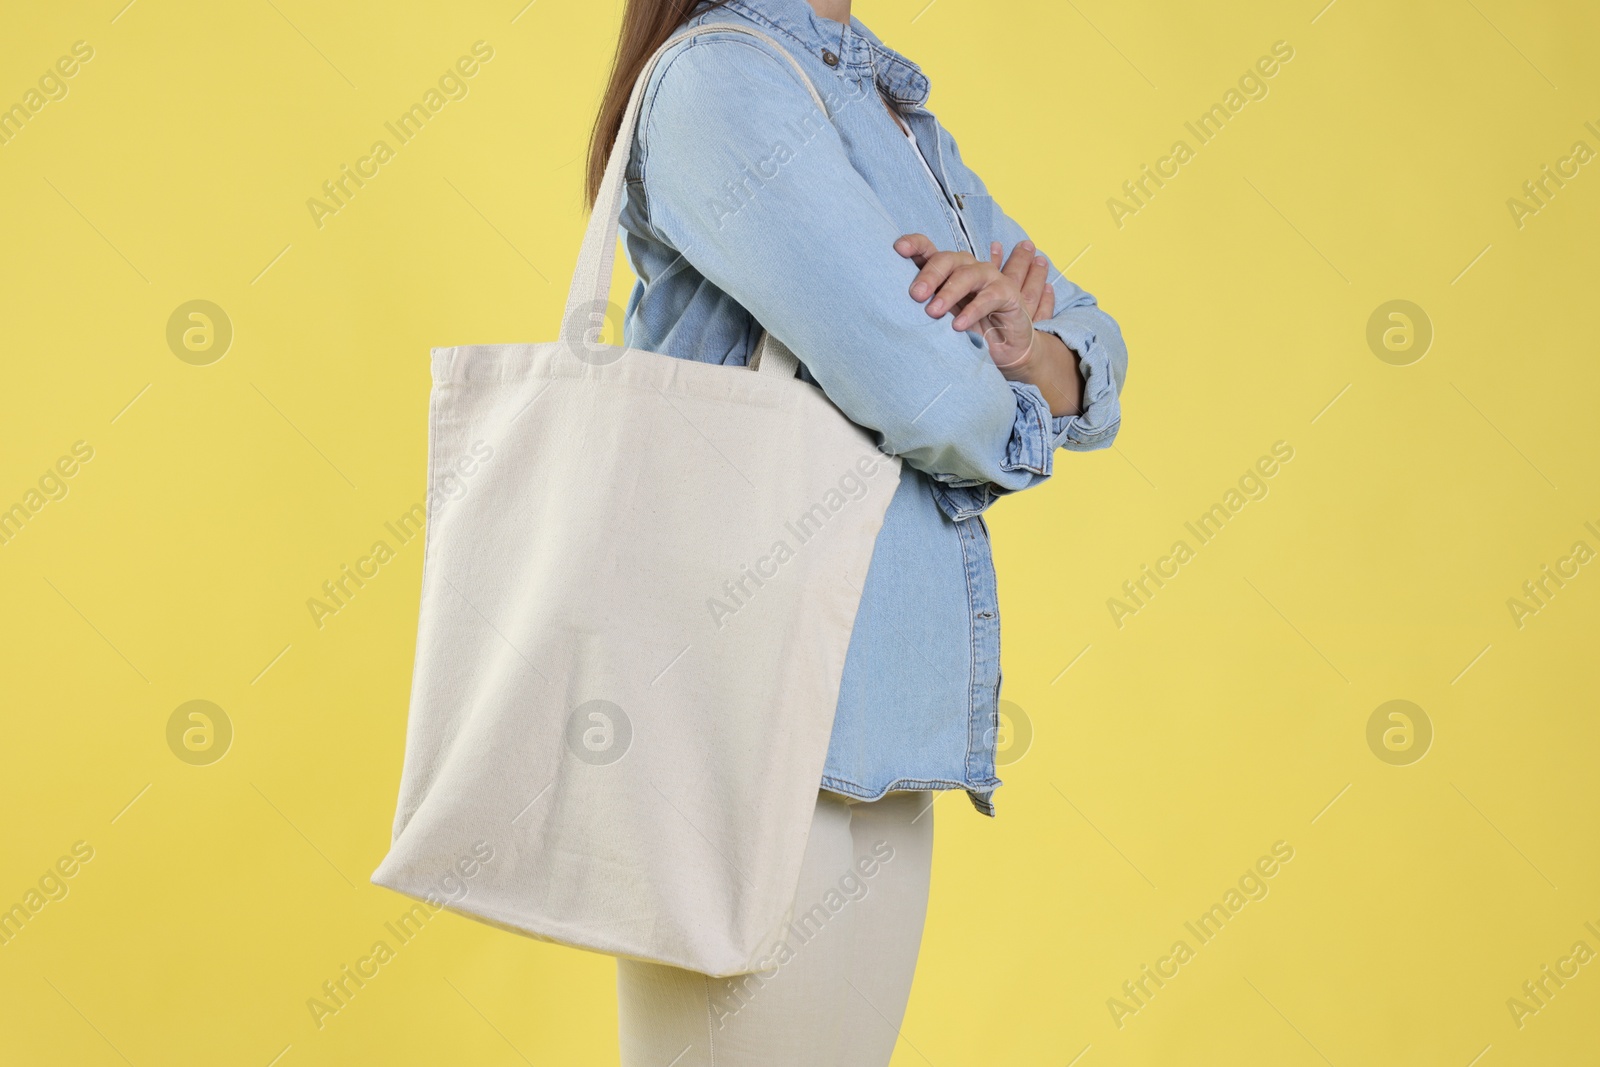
[{"left": 370, "top": 23, "right": 902, "bottom": 977}]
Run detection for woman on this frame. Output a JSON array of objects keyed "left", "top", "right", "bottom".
[{"left": 591, "top": 0, "right": 1127, "bottom": 1062}]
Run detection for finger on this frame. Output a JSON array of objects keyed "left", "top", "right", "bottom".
[
  {"left": 930, "top": 263, "right": 1002, "bottom": 318},
  {"left": 894, "top": 233, "right": 938, "bottom": 266},
  {"left": 999, "top": 240, "right": 1036, "bottom": 288},
  {"left": 953, "top": 282, "right": 1021, "bottom": 331},
  {"left": 990, "top": 241, "right": 1003, "bottom": 266},
  {"left": 928, "top": 263, "right": 995, "bottom": 316},
  {"left": 1019, "top": 256, "right": 1050, "bottom": 320},
  {"left": 1036, "top": 259, "right": 1056, "bottom": 321},
  {"left": 910, "top": 251, "right": 971, "bottom": 301},
  {"left": 911, "top": 251, "right": 977, "bottom": 302}
]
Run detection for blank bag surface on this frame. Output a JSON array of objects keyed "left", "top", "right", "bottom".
[{"left": 370, "top": 23, "right": 901, "bottom": 977}]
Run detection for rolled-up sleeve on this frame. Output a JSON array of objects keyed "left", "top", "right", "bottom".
[
  {"left": 925, "top": 379, "right": 1057, "bottom": 520},
  {"left": 1037, "top": 308, "right": 1125, "bottom": 452},
  {"left": 930, "top": 287, "right": 1127, "bottom": 518},
  {"left": 934, "top": 128, "right": 1129, "bottom": 461},
  {"left": 636, "top": 35, "right": 1059, "bottom": 503}
]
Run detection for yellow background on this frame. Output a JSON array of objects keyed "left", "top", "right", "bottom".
[{"left": 2, "top": 0, "right": 1597, "bottom": 1063}]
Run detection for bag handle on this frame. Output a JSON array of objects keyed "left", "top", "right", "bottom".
[{"left": 561, "top": 22, "right": 827, "bottom": 378}]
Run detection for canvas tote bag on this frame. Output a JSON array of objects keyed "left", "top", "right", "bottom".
[{"left": 370, "top": 23, "right": 902, "bottom": 977}]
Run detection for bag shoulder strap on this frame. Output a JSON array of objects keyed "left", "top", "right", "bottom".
[{"left": 560, "top": 22, "right": 826, "bottom": 381}]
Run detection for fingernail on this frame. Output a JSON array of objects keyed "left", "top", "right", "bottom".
[
  {"left": 1022, "top": 240, "right": 1034, "bottom": 250},
  {"left": 1035, "top": 255, "right": 1047, "bottom": 266},
  {"left": 928, "top": 300, "right": 943, "bottom": 314},
  {"left": 911, "top": 283, "right": 927, "bottom": 298}
]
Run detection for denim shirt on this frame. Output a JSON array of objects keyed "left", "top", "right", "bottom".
[{"left": 618, "top": 0, "right": 1127, "bottom": 814}]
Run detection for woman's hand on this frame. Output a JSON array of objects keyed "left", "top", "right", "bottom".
[
  {"left": 894, "top": 233, "right": 1085, "bottom": 418},
  {"left": 893, "top": 233, "right": 1055, "bottom": 372}
]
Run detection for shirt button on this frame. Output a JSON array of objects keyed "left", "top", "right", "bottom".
[{"left": 822, "top": 49, "right": 839, "bottom": 67}]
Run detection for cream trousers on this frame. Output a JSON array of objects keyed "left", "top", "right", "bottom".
[{"left": 618, "top": 789, "right": 935, "bottom": 1066}]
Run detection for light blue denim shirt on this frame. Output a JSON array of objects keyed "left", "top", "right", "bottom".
[{"left": 618, "top": 0, "right": 1127, "bottom": 814}]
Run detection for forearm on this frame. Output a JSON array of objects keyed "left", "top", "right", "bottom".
[
  {"left": 1005, "top": 329, "right": 1084, "bottom": 418},
  {"left": 642, "top": 39, "right": 1056, "bottom": 491}
]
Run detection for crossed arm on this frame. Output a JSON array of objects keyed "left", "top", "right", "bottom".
[
  {"left": 638, "top": 37, "right": 1123, "bottom": 506},
  {"left": 893, "top": 232, "right": 1086, "bottom": 419}
]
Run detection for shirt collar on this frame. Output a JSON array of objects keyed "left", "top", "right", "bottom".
[{"left": 712, "top": 0, "right": 932, "bottom": 107}]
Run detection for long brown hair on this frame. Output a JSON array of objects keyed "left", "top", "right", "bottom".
[{"left": 585, "top": 0, "right": 732, "bottom": 208}]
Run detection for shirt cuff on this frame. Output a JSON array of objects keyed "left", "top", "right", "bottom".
[
  {"left": 929, "top": 379, "right": 1055, "bottom": 521},
  {"left": 1036, "top": 314, "right": 1122, "bottom": 453}
]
